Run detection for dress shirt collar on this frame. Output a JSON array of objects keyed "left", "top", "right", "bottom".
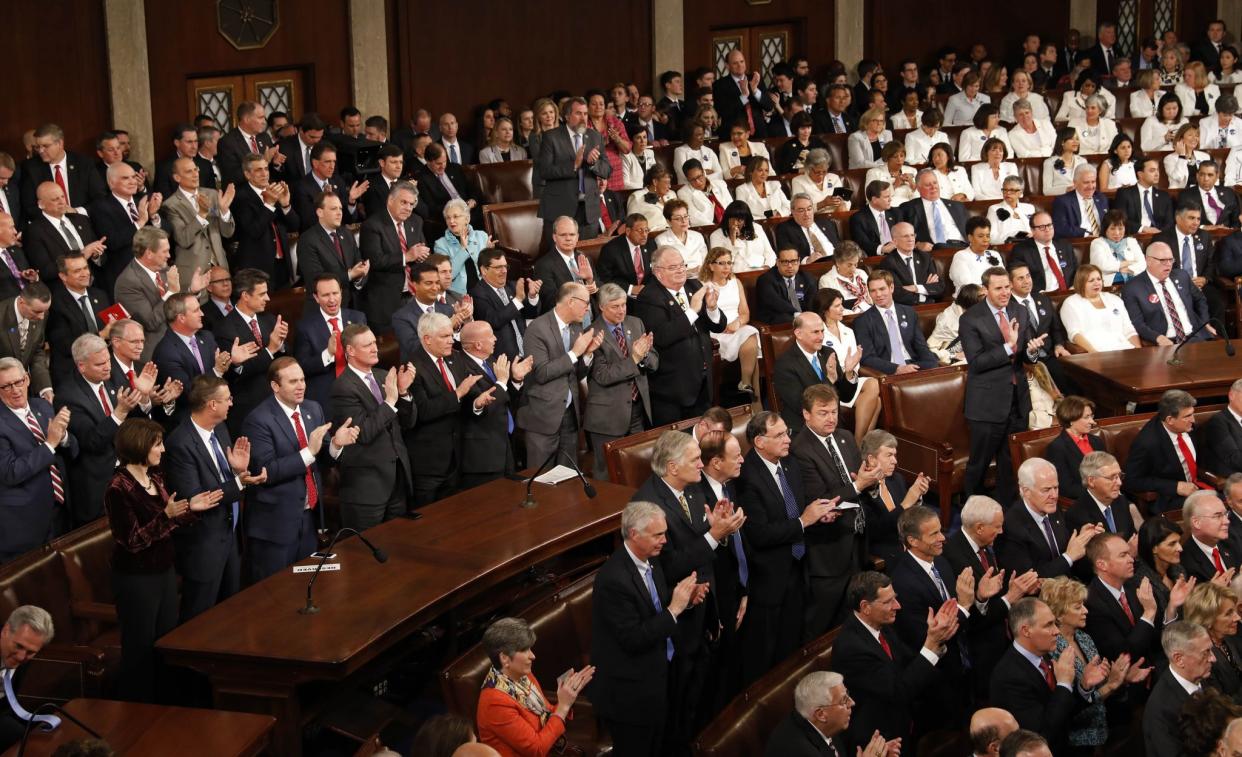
[
  {"left": 702, "top": 472, "right": 726, "bottom": 501},
  {"left": 112, "top": 192, "right": 137, "bottom": 209},
  {"left": 624, "top": 543, "right": 652, "bottom": 574},
  {"left": 1013, "top": 640, "right": 1047, "bottom": 670},
  {"left": 274, "top": 397, "right": 300, "bottom": 417},
  {"left": 1230, "top": 406, "right": 1242, "bottom": 426},
  {"left": 7, "top": 403, "right": 34, "bottom": 425},
  {"left": 1097, "top": 576, "right": 1125, "bottom": 600},
  {"left": 1192, "top": 535, "right": 1220, "bottom": 561},
  {"left": 962, "top": 530, "right": 983, "bottom": 554},
  {"left": 320, "top": 308, "right": 343, "bottom": 324},
  {"left": 853, "top": 612, "right": 884, "bottom": 640},
  {"left": 553, "top": 310, "right": 574, "bottom": 336},
  {"left": 1023, "top": 501, "right": 1052, "bottom": 528},
  {"left": 347, "top": 364, "right": 376, "bottom": 385},
  {"left": 1170, "top": 667, "right": 1203, "bottom": 695}
]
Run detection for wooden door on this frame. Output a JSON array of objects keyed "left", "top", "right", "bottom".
[
  {"left": 712, "top": 23, "right": 796, "bottom": 89},
  {"left": 186, "top": 69, "right": 305, "bottom": 130},
  {"left": 1100, "top": 0, "right": 1180, "bottom": 58}
]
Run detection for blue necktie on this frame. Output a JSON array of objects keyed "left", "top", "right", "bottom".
[
  {"left": 1103, "top": 506, "right": 1117, "bottom": 533},
  {"left": 723, "top": 483, "right": 749, "bottom": 587},
  {"left": 931, "top": 202, "right": 946, "bottom": 244},
  {"left": 811, "top": 354, "right": 825, "bottom": 380},
  {"left": 562, "top": 325, "right": 574, "bottom": 407},
  {"left": 449, "top": 144, "right": 459, "bottom": 165},
  {"left": 930, "top": 564, "right": 950, "bottom": 602},
  {"left": 1143, "top": 189, "right": 1155, "bottom": 225},
  {"left": 480, "top": 360, "right": 514, "bottom": 434},
  {"left": 643, "top": 564, "right": 674, "bottom": 661},
  {"left": 777, "top": 465, "right": 805, "bottom": 560},
  {"left": 1182, "top": 235, "right": 1194, "bottom": 274},
  {"left": 208, "top": 432, "right": 239, "bottom": 531},
  {"left": 573, "top": 132, "right": 585, "bottom": 195},
  {"left": 885, "top": 309, "right": 906, "bottom": 364}
]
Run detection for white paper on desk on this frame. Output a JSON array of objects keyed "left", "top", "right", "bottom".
[
  {"left": 533, "top": 465, "right": 579, "bottom": 485},
  {"left": 835, "top": 501, "right": 861, "bottom": 510}
]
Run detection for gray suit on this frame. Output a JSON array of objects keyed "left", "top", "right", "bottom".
[
  {"left": 584, "top": 315, "right": 658, "bottom": 480},
  {"left": 0, "top": 297, "right": 51, "bottom": 396},
  {"left": 535, "top": 124, "right": 610, "bottom": 235},
  {"left": 516, "top": 309, "right": 587, "bottom": 469},
  {"left": 113, "top": 260, "right": 168, "bottom": 362},
  {"left": 161, "top": 188, "right": 234, "bottom": 286}
]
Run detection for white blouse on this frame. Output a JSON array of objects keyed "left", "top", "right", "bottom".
[
  {"left": 673, "top": 144, "right": 723, "bottom": 184},
  {"left": 986, "top": 201, "right": 1036, "bottom": 242},
  {"left": 675, "top": 183, "right": 733, "bottom": 227},
  {"left": 970, "top": 162, "right": 1019, "bottom": 200},
  {"left": 791, "top": 173, "right": 852, "bottom": 211},
  {"left": 934, "top": 166, "right": 975, "bottom": 201},
  {"left": 654, "top": 228, "right": 709, "bottom": 274},
  {"left": 718, "top": 140, "right": 772, "bottom": 177},
  {"left": 1089, "top": 236, "right": 1146, "bottom": 284},
  {"left": 1007, "top": 120, "right": 1058, "bottom": 158},
  {"left": 890, "top": 110, "right": 922, "bottom": 130},
  {"left": 707, "top": 227, "right": 776, "bottom": 272},
  {"left": 1054, "top": 89, "right": 1117, "bottom": 122},
  {"left": 818, "top": 267, "right": 872, "bottom": 313},
  {"left": 626, "top": 189, "right": 677, "bottom": 232},
  {"left": 949, "top": 249, "right": 1004, "bottom": 293},
  {"left": 735, "top": 181, "right": 792, "bottom": 220},
  {"left": 866, "top": 165, "right": 918, "bottom": 205},
  {"left": 1199, "top": 115, "right": 1242, "bottom": 150},
  {"left": 999, "top": 92, "right": 1051, "bottom": 123},
  {"left": 1163, "top": 150, "right": 1211, "bottom": 189},
  {"left": 1128, "top": 90, "right": 1161, "bottom": 120},
  {"left": 904, "top": 129, "right": 952, "bottom": 165},
  {"left": 957, "top": 127, "right": 1015, "bottom": 162},
  {"left": 1041, "top": 155, "right": 1088, "bottom": 196},
  {"left": 1067, "top": 117, "right": 1118, "bottom": 155},
  {"left": 1060, "top": 292, "right": 1139, "bottom": 351},
  {"left": 1174, "top": 82, "right": 1222, "bottom": 116},
  {"left": 620, "top": 147, "right": 657, "bottom": 190},
  {"left": 1139, "top": 116, "right": 1189, "bottom": 153}
]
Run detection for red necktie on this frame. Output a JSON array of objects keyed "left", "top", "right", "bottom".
[
  {"left": 330, "top": 317, "right": 345, "bottom": 377},
  {"left": 978, "top": 547, "right": 992, "bottom": 572},
  {"left": 1176, "top": 433, "right": 1205, "bottom": 486},
  {"left": 632, "top": 246, "right": 645, "bottom": 283},
  {"left": 709, "top": 191, "right": 725, "bottom": 224},
  {"left": 1118, "top": 590, "right": 1135, "bottom": 625},
  {"left": 396, "top": 223, "right": 407, "bottom": 252},
  {"left": 155, "top": 273, "right": 167, "bottom": 298},
  {"left": 127, "top": 370, "right": 136, "bottom": 390},
  {"left": 599, "top": 196, "right": 613, "bottom": 230},
  {"left": 248, "top": 317, "right": 263, "bottom": 347},
  {"left": 878, "top": 632, "right": 893, "bottom": 659},
  {"left": 1040, "top": 657, "right": 1056, "bottom": 690},
  {"left": 290, "top": 411, "right": 318, "bottom": 509},
  {"left": 437, "top": 357, "right": 454, "bottom": 393},
  {"left": 1214, "top": 547, "right": 1227, "bottom": 574},
  {"left": 249, "top": 135, "right": 260, "bottom": 154},
  {"left": 271, "top": 222, "right": 285, "bottom": 259},
  {"left": 332, "top": 231, "right": 344, "bottom": 262},
  {"left": 53, "top": 165, "right": 68, "bottom": 203},
  {"left": 1043, "top": 246, "right": 1067, "bottom": 290},
  {"left": 25, "top": 411, "right": 64, "bottom": 503},
  {"left": 97, "top": 385, "right": 112, "bottom": 417}
]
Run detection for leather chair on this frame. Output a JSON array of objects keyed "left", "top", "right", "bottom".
[
  {"left": 268, "top": 285, "right": 306, "bottom": 345},
  {"left": 376, "top": 332, "right": 401, "bottom": 368},
  {"left": 465, "top": 160, "right": 534, "bottom": 205},
  {"left": 739, "top": 261, "right": 833, "bottom": 327},
  {"left": 605, "top": 405, "right": 753, "bottom": 486},
  {"left": 484, "top": 200, "right": 544, "bottom": 275},
  {"left": 575, "top": 236, "right": 610, "bottom": 269},
  {"left": 440, "top": 571, "right": 610, "bottom": 755},
  {"left": 652, "top": 144, "right": 677, "bottom": 180},
  {"left": 691, "top": 627, "right": 840, "bottom": 757},
  {"left": 821, "top": 135, "right": 847, "bottom": 176}
]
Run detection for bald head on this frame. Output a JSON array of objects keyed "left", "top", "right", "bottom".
[
  {"left": 173, "top": 156, "right": 201, "bottom": 191},
  {"left": 451, "top": 745, "right": 499, "bottom": 757},
  {"left": 970, "top": 707, "right": 1019, "bottom": 756},
  {"left": 35, "top": 182, "right": 68, "bottom": 217},
  {"left": 459, "top": 320, "right": 495, "bottom": 358}
]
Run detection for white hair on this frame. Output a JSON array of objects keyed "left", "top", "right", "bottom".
[
  {"left": 621, "top": 501, "right": 664, "bottom": 540},
  {"left": 417, "top": 311, "right": 453, "bottom": 340},
  {"left": 794, "top": 671, "right": 844, "bottom": 719},
  {"left": 961, "top": 495, "right": 1003, "bottom": 528},
  {"left": 1017, "top": 457, "right": 1056, "bottom": 489}
]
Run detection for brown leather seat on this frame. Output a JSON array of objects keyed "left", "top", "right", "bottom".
[
  {"left": 821, "top": 134, "right": 847, "bottom": 175},
  {"left": 376, "top": 332, "right": 400, "bottom": 368},
  {"left": 440, "top": 571, "right": 609, "bottom": 755},
  {"left": 606, "top": 406, "right": 754, "bottom": 486},
  {"left": 575, "top": 236, "right": 610, "bottom": 269},
  {"left": 484, "top": 200, "right": 544, "bottom": 275},
  {"left": 737, "top": 262, "right": 833, "bottom": 328},
  {"left": 268, "top": 286, "right": 306, "bottom": 344},
  {"left": 692, "top": 627, "right": 840, "bottom": 757},
  {"left": 465, "top": 160, "right": 534, "bottom": 205}
]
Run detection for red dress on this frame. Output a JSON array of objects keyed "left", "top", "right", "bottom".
[{"left": 588, "top": 114, "right": 631, "bottom": 192}]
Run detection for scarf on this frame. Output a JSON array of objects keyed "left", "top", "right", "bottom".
[
  {"left": 1104, "top": 237, "right": 1131, "bottom": 283},
  {"left": 482, "top": 666, "right": 553, "bottom": 726}
]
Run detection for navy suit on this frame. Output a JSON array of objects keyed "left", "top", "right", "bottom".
[
  {"left": 1121, "top": 271, "right": 1210, "bottom": 344},
  {"left": 752, "top": 267, "right": 818, "bottom": 324},
  {"left": 1050, "top": 191, "right": 1110, "bottom": 238},
  {"left": 290, "top": 174, "right": 360, "bottom": 233},
  {"left": 19, "top": 153, "right": 107, "bottom": 217},
  {"left": 1218, "top": 230, "right": 1242, "bottom": 278},
  {"left": 997, "top": 501, "right": 1073, "bottom": 578},
  {"left": 151, "top": 328, "right": 219, "bottom": 423},
  {"left": 54, "top": 372, "right": 125, "bottom": 526},
  {"left": 899, "top": 196, "right": 969, "bottom": 246},
  {"left": 0, "top": 398, "right": 77, "bottom": 561},
  {"left": 230, "top": 185, "right": 299, "bottom": 290},
  {"left": 291, "top": 307, "right": 366, "bottom": 413},
  {"left": 470, "top": 280, "right": 538, "bottom": 360},
  {"left": 1125, "top": 415, "right": 1201, "bottom": 514},
  {"left": 163, "top": 417, "right": 244, "bottom": 621},
  {"left": 296, "top": 224, "right": 364, "bottom": 310},
  {"left": 392, "top": 299, "right": 454, "bottom": 363},
  {"left": 853, "top": 304, "right": 939, "bottom": 374},
  {"left": 1008, "top": 239, "right": 1078, "bottom": 293},
  {"left": 213, "top": 310, "right": 279, "bottom": 437},
  {"left": 990, "top": 645, "right": 1085, "bottom": 754},
  {"left": 242, "top": 396, "right": 329, "bottom": 582}
]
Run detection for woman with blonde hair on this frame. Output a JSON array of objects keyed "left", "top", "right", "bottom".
[
  {"left": 1183, "top": 582, "right": 1242, "bottom": 702},
  {"left": 698, "top": 246, "right": 761, "bottom": 396}
]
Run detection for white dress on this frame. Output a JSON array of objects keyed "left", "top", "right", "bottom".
[
  {"left": 718, "top": 141, "right": 771, "bottom": 177},
  {"left": 865, "top": 165, "right": 918, "bottom": 205},
  {"left": 1174, "top": 82, "right": 1222, "bottom": 115},
  {"left": 904, "top": 129, "right": 952, "bottom": 165},
  {"left": 926, "top": 303, "right": 966, "bottom": 364},
  {"left": 1128, "top": 90, "right": 1161, "bottom": 120},
  {"left": 818, "top": 267, "right": 871, "bottom": 314},
  {"left": 1198, "top": 115, "right": 1242, "bottom": 150},
  {"left": 1041, "top": 155, "right": 1088, "bottom": 196},
  {"left": 626, "top": 189, "right": 677, "bottom": 232},
  {"left": 620, "top": 147, "right": 656, "bottom": 190},
  {"left": 708, "top": 228, "right": 775, "bottom": 272},
  {"left": 821, "top": 322, "right": 874, "bottom": 408},
  {"left": 934, "top": 167, "right": 975, "bottom": 201},
  {"left": 1104, "top": 161, "right": 1138, "bottom": 189},
  {"left": 970, "top": 162, "right": 1019, "bottom": 200},
  {"left": 1163, "top": 150, "right": 1211, "bottom": 189},
  {"left": 1067, "top": 117, "right": 1118, "bottom": 155},
  {"left": 1089, "top": 237, "right": 1146, "bottom": 285},
  {"left": 735, "top": 181, "right": 791, "bottom": 219},
  {"left": 790, "top": 173, "right": 852, "bottom": 211},
  {"left": 1054, "top": 89, "right": 1117, "bottom": 122},
  {"left": 654, "top": 228, "right": 709, "bottom": 275},
  {"left": 673, "top": 144, "right": 724, "bottom": 184},
  {"left": 1139, "top": 116, "right": 1189, "bottom": 153},
  {"left": 1060, "top": 292, "right": 1138, "bottom": 351},
  {"left": 705, "top": 277, "right": 759, "bottom": 361},
  {"left": 949, "top": 249, "right": 1004, "bottom": 294},
  {"left": 676, "top": 183, "right": 734, "bottom": 227},
  {"left": 890, "top": 110, "right": 922, "bottom": 130},
  {"left": 957, "top": 127, "right": 1014, "bottom": 162},
  {"left": 986, "top": 201, "right": 1036, "bottom": 242},
  {"left": 1007, "top": 120, "right": 1058, "bottom": 158},
  {"left": 999, "top": 92, "right": 1051, "bottom": 123}
]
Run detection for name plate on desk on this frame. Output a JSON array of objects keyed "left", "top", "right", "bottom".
[{"left": 292, "top": 563, "right": 341, "bottom": 574}]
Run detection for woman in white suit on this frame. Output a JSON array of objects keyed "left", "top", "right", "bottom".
[
  {"left": 847, "top": 107, "right": 893, "bottom": 169},
  {"left": 969, "top": 138, "right": 1019, "bottom": 200},
  {"left": 1175, "top": 62, "right": 1222, "bottom": 116},
  {"left": 1067, "top": 95, "right": 1118, "bottom": 155}
]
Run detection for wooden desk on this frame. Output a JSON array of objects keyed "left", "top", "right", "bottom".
[
  {"left": 158, "top": 477, "right": 634, "bottom": 757},
  {"left": 3, "top": 699, "right": 274, "bottom": 756},
  {"left": 1060, "top": 341, "right": 1240, "bottom": 415}
]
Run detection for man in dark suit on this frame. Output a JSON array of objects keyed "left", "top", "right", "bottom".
[
  {"left": 899, "top": 171, "right": 969, "bottom": 249},
  {"left": 961, "top": 267, "right": 1048, "bottom": 503},
  {"left": 1155, "top": 204, "right": 1228, "bottom": 323},
  {"left": 1113, "top": 158, "right": 1175, "bottom": 234},
  {"left": 1180, "top": 490, "right": 1238, "bottom": 582},
  {"left": 54, "top": 334, "right": 143, "bottom": 526},
  {"left": 1177, "top": 162, "right": 1240, "bottom": 229},
  {"left": 436, "top": 112, "right": 475, "bottom": 166},
  {"left": 853, "top": 270, "right": 939, "bottom": 375},
  {"left": 633, "top": 430, "right": 743, "bottom": 753},
  {"left": 851, "top": 181, "right": 902, "bottom": 258},
  {"left": 165, "top": 375, "right": 263, "bottom": 621},
  {"left": 470, "top": 248, "right": 541, "bottom": 361},
  {"left": 754, "top": 247, "right": 818, "bottom": 325},
  {"left": 391, "top": 262, "right": 455, "bottom": 361},
  {"left": 596, "top": 215, "right": 655, "bottom": 295},
  {"left": 296, "top": 192, "right": 368, "bottom": 310},
  {"left": 536, "top": 98, "right": 610, "bottom": 239},
  {"left": 737, "top": 411, "right": 836, "bottom": 684},
  {"left": 1083, "top": 532, "right": 1163, "bottom": 666},
  {"left": 230, "top": 154, "right": 298, "bottom": 290},
  {"left": 151, "top": 293, "right": 231, "bottom": 424},
  {"left": 1144, "top": 622, "right": 1215, "bottom": 757},
  {"left": 1009, "top": 213, "right": 1077, "bottom": 293},
  {"left": 0, "top": 285, "right": 54, "bottom": 402},
  {"left": 359, "top": 181, "right": 425, "bottom": 330},
  {"left": 243, "top": 357, "right": 360, "bottom": 582},
  {"left": 0, "top": 154, "right": 22, "bottom": 229},
  {"left": 533, "top": 218, "right": 594, "bottom": 315},
  {"left": 631, "top": 247, "right": 726, "bottom": 425},
  {"left": 458, "top": 321, "right": 526, "bottom": 487},
  {"left": 1067, "top": 451, "right": 1137, "bottom": 540},
  {"left": 831, "top": 571, "right": 957, "bottom": 751},
  {"left": 1006, "top": 260, "right": 1078, "bottom": 394},
  {"left": 878, "top": 221, "right": 945, "bottom": 306},
  {"left": 20, "top": 123, "right": 107, "bottom": 216},
  {"left": 1084, "top": 22, "right": 1121, "bottom": 76},
  {"left": 818, "top": 84, "right": 857, "bottom": 135},
  {"left": 216, "top": 101, "right": 280, "bottom": 189},
  {"left": 200, "top": 267, "right": 234, "bottom": 334},
  {"left": 774, "top": 315, "right": 865, "bottom": 435},
  {"left": 22, "top": 182, "right": 106, "bottom": 284},
  {"left": 764, "top": 671, "right": 870, "bottom": 757},
  {"left": 359, "top": 144, "right": 407, "bottom": 221},
  {"left": 989, "top": 597, "right": 1098, "bottom": 755},
  {"left": 292, "top": 274, "right": 366, "bottom": 414},
  {"left": 1122, "top": 241, "right": 1211, "bottom": 345},
  {"left": 0, "top": 212, "right": 33, "bottom": 299},
  {"left": 775, "top": 195, "right": 841, "bottom": 263},
  {"left": 589, "top": 500, "right": 703, "bottom": 757},
  {"left": 0, "top": 606, "right": 58, "bottom": 750},
  {"left": 153, "top": 123, "right": 214, "bottom": 199},
  {"left": 1126, "top": 390, "right": 1213, "bottom": 514},
  {"left": 997, "top": 458, "right": 1099, "bottom": 578},
  {"left": 713, "top": 49, "right": 771, "bottom": 137},
  {"left": 1221, "top": 475, "right": 1242, "bottom": 562},
  {"left": 213, "top": 268, "right": 288, "bottom": 437},
  {"left": 45, "top": 253, "right": 111, "bottom": 384},
  {"left": 1193, "top": 20, "right": 1228, "bottom": 68},
  {"left": 0, "top": 359, "right": 76, "bottom": 562},
  {"left": 1200, "top": 380, "right": 1242, "bottom": 476},
  {"left": 1051, "top": 164, "right": 1110, "bottom": 239},
  {"left": 330, "top": 325, "right": 416, "bottom": 529},
  {"left": 89, "top": 161, "right": 165, "bottom": 293},
  {"left": 416, "top": 143, "right": 483, "bottom": 229},
  {"left": 270, "top": 113, "right": 326, "bottom": 187},
  {"left": 289, "top": 142, "right": 366, "bottom": 233}
]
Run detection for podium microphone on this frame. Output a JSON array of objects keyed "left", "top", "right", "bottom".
[
  {"left": 1167, "top": 318, "right": 1234, "bottom": 366},
  {"left": 17, "top": 702, "right": 101, "bottom": 756},
  {"left": 561, "top": 448, "right": 597, "bottom": 499},
  {"left": 299, "top": 527, "right": 387, "bottom": 615},
  {"left": 521, "top": 448, "right": 597, "bottom": 508}
]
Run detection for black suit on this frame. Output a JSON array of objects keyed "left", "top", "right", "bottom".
[
  {"left": 698, "top": 477, "right": 750, "bottom": 709},
  {"left": 2, "top": 183, "right": 22, "bottom": 229},
  {"left": 1199, "top": 407, "right": 1242, "bottom": 476},
  {"left": 290, "top": 173, "right": 359, "bottom": 233},
  {"left": 213, "top": 310, "right": 278, "bottom": 437},
  {"left": 774, "top": 218, "right": 841, "bottom": 262},
  {"left": 1125, "top": 416, "right": 1199, "bottom": 514},
  {"left": 1182, "top": 539, "right": 1238, "bottom": 583},
  {"left": 21, "top": 212, "right": 99, "bottom": 284},
  {"left": 763, "top": 712, "right": 838, "bottom": 756},
  {"left": 712, "top": 76, "right": 771, "bottom": 138},
  {"left": 89, "top": 194, "right": 157, "bottom": 293},
  {"left": 271, "top": 134, "right": 316, "bottom": 186},
  {"left": 1122, "top": 270, "right": 1210, "bottom": 345},
  {"left": 359, "top": 210, "right": 422, "bottom": 330},
  {"left": 853, "top": 304, "right": 939, "bottom": 373},
  {"left": 1156, "top": 226, "right": 1216, "bottom": 279},
  {"left": 360, "top": 175, "right": 402, "bottom": 220},
  {"left": 54, "top": 371, "right": 125, "bottom": 525},
  {"left": 1084, "top": 576, "right": 1161, "bottom": 664},
  {"left": 330, "top": 367, "right": 416, "bottom": 529},
  {"left": 216, "top": 128, "right": 274, "bottom": 189},
  {"left": 631, "top": 280, "right": 726, "bottom": 425},
  {"left": 990, "top": 644, "right": 1084, "bottom": 754},
  {"left": 1144, "top": 669, "right": 1195, "bottom": 757},
  {"left": 997, "top": 500, "right": 1073, "bottom": 578},
  {"left": 291, "top": 307, "right": 366, "bottom": 413},
  {"left": 1066, "top": 491, "right": 1136, "bottom": 542},
  {"left": 878, "top": 249, "right": 945, "bottom": 306},
  {"left": 899, "top": 196, "right": 970, "bottom": 246},
  {"left": 46, "top": 285, "right": 110, "bottom": 385},
  {"left": 1045, "top": 430, "right": 1107, "bottom": 501},
  {"left": 753, "top": 267, "right": 818, "bottom": 325},
  {"left": 943, "top": 531, "right": 1011, "bottom": 698},
  {"left": 588, "top": 546, "right": 677, "bottom": 757},
  {"left": 1085, "top": 44, "right": 1121, "bottom": 76},
  {"left": 532, "top": 247, "right": 585, "bottom": 315},
  {"left": 437, "top": 139, "right": 475, "bottom": 166},
  {"left": 773, "top": 344, "right": 856, "bottom": 434},
  {"left": 849, "top": 207, "right": 902, "bottom": 257},
  {"left": 0, "top": 246, "right": 30, "bottom": 300},
  {"left": 1114, "top": 184, "right": 1175, "bottom": 234},
  {"left": 19, "top": 153, "right": 107, "bottom": 216},
  {"left": 458, "top": 354, "right": 515, "bottom": 487},
  {"left": 1009, "top": 239, "right": 1078, "bottom": 293},
  {"left": 596, "top": 235, "right": 656, "bottom": 292},
  {"left": 407, "top": 345, "right": 476, "bottom": 506},
  {"left": 297, "top": 224, "right": 364, "bottom": 309},
  {"left": 1209, "top": 636, "right": 1242, "bottom": 704},
  {"left": 469, "top": 280, "right": 538, "bottom": 360},
  {"left": 230, "top": 185, "right": 298, "bottom": 289},
  {"left": 416, "top": 165, "right": 483, "bottom": 227}
]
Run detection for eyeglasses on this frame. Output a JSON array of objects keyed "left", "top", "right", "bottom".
[
  {"left": 1003, "top": 187, "right": 1022, "bottom": 193},
  {"left": 1200, "top": 511, "right": 1229, "bottom": 520},
  {"left": 764, "top": 429, "right": 791, "bottom": 439},
  {"left": 0, "top": 377, "right": 28, "bottom": 392},
  {"left": 569, "top": 296, "right": 590, "bottom": 305},
  {"left": 821, "top": 695, "right": 855, "bottom": 709},
  {"left": 1031, "top": 223, "right": 1053, "bottom": 230},
  {"left": 487, "top": 264, "right": 509, "bottom": 271},
  {"left": 669, "top": 214, "right": 689, "bottom": 222},
  {"left": 657, "top": 264, "right": 687, "bottom": 272},
  {"left": 712, "top": 259, "right": 734, "bottom": 266}
]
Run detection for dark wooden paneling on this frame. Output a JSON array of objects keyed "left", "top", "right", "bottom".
[
  {"left": 0, "top": 0, "right": 111, "bottom": 157},
  {"left": 866, "top": 1, "right": 1071, "bottom": 74},
  {"left": 682, "top": 0, "right": 835, "bottom": 79},
  {"left": 392, "top": 0, "right": 651, "bottom": 140},
  {"left": 144, "top": 0, "right": 352, "bottom": 159}
]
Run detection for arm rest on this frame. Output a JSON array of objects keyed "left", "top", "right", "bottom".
[
  {"left": 859, "top": 367, "right": 886, "bottom": 379},
  {"left": 71, "top": 600, "right": 118, "bottom": 624},
  {"left": 867, "top": 555, "right": 887, "bottom": 572},
  {"left": 889, "top": 427, "right": 954, "bottom": 483}
]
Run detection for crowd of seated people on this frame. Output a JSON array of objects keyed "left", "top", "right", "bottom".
[{"left": 12, "top": 15, "right": 1242, "bottom": 757}]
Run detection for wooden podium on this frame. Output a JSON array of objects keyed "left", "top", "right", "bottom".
[
  {"left": 1059, "top": 340, "right": 1240, "bottom": 415},
  {"left": 157, "top": 476, "right": 634, "bottom": 757}
]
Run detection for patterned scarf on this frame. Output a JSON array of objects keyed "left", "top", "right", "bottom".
[
  {"left": 1104, "top": 237, "right": 1132, "bottom": 283},
  {"left": 482, "top": 666, "right": 552, "bottom": 725}
]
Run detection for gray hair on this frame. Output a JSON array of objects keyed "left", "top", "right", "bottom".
[
  {"left": 105, "top": 161, "right": 131, "bottom": 186},
  {"left": 417, "top": 311, "right": 453, "bottom": 340},
  {"left": 1007, "top": 597, "right": 1046, "bottom": 637},
  {"left": 791, "top": 192, "right": 815, "bottom": 207},
  {"left": 621, "top": 500, "right": 665, "bottom": 541},
  {"left": 70, "top": 333, "right": 108, "bottom": 363},
  {"left": 1232, "top": 378, "right": 1242, "bottom": 394},
  {"left": 1158, "top": 389, "right": 1196, "bottom": 422},
  {"left": 389, "top": 180, "right": 418, "bottom": 202},
  {"left": 915, "top": 167, "right": 938, "bottom": 183},
  {"left": 650, "top": 430, "right": 697, "bottom": 476},
  {"left": 1079, "top": 451, "right": 1119, "bottom": 484},
  {"left": 1017, "top": 457, "right": 1055, "bottom": 489},
  {"left": 132, "top": 226, "right": 168, "bottom": 258},
  {"left": 859, "top": 429, "right": 897, "bottom": 459},
  {"left": 1161, "top": 619, "right": 1208, "bottom": 657},
  {"left": 1183, "top": 489, "right": 1223, "bottom": 522},
  {"left": 1225, "top": 472, "right": 1242, "bottom": 498},
  {"left": 596, "top": 282, "right": 627, "bottom": 307},
  {"left": 804, "top": 148, "right": 830, "bottom": 171},
  {"left": 961, "top": 495, "right": 1003, "bottom": 528},
  {"left": 553, "top": 215, "right": 578, "bottom": 234},
  {"left": 1002, "top": 175, "right": 1023, "bottom": 189},
  {"left": 5, "top": 605, "right": 54, "bottom": 642},
  {"left": 0, "top": 357, "right": 26, "bottom": 376},
  {"left": 481, "top": 617, "right": 537, "bottom": 668},
  {"left": 1012, "top": 98, "right": 1032, "bottom": 115},
  {"left": 793, "top": 671, "right": 844, "bottom": 719},
  {"left": 651, "top": 245, "right": 683, "bottom": 269},
  {"left": 1225, "top": 718, "right": 1242, "bottom": 744},
  {"left": 1072, "top": 162, "right": 1096, "bottom": 181},
  {"left": 1083, "top": 93, "right": 1109, "bottom": 116},
  {"left": 442, "top": 198, "right": 470, "bottom": 221}
]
